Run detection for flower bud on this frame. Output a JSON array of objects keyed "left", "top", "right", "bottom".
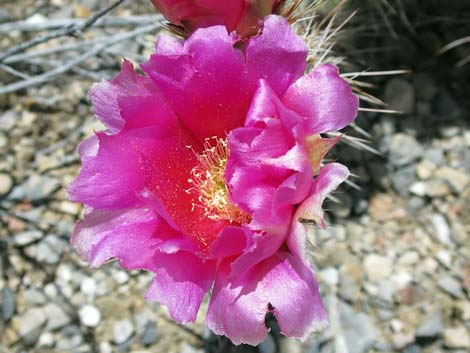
[{"left": 151, "top": 0, "right": 281, "bottom": 36}]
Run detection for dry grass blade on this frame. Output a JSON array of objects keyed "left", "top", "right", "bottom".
[{"left": 0, "top": 0, "right": 129, "bottom": 63}]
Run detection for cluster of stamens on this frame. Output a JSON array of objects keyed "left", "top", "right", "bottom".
[{"left": 187, "top": 137, "right": 250, "bottom": 224}]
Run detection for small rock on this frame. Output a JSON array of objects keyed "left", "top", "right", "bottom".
[
  {"left": 377, "top": 280, "right": 394, "bottom": 303},
  {"left": 24, "top": 288, "right": 46, "bottom": 305},
  {"left": 435, "top": 249, "right": 452, "bottom": 268},
  {"left": 141, "top": 321, "right": 160, "bottom": 346},
  {"left": 340, "top": 302, "right": 379, "bottom": 353},
  {"left": 403, "top": 344, "right": 422, "bottom": 353},
  {"left": 36, "top": 235, "right": 67, "bottom": 264},
  {"left": 410, "top": 180, "right": 451, "bottom": 197},
  {"left": 320, "top": 267, "right": 339, "bottom": 286},
  {"left": 339, "top": 276, "right": 360, "bottom": 303},
  {"left": 80, "top": 277, "right": 97, "bottom": 297},
  {"left": 56, "top": 335, "right": 83, "bottom": 350},
  {"left": 0, "top": 172, "right": 13, "bottom": 197},
  {"left": 43, "top": 303, "right": 70, "bottom": 331},
  {"left": 38, "top": 332, "right": 55, "bottom": 348},
  {"left": 364, "top": 254, "right": 392, "bottom": 282},
  {"left": 423, "top": 148, "right": 444, "bottom": 165},
  {"left": 388, "top": 133, "right": 423, "bottom": 166},
  {"left": 114, "top": 319, "right": 134, "bottom": 344},
  {"left": 8, "top": 174, "right": 59, "bottom": 201},
  {"left": 397, "top": 251, "right": 419, "bottom": 266},
  {"left": 385, "top": 78, "right": 415, "bottom": 114},
  {"left": 392, "top": 332, "right": 414, "bottom": 350},
  {"left": 14, "top": 230, "right": 43, "bottom": 246},
  {"left": 415, "top": 160, "right": 436, "bottom": 180},
  {"left": 79, "top": 305, "right": 101, "bottom": 327},
  {"left": 430, "top": 214, "right": 451, "bottom": 245},
  {"left": 13, "top": 307, "right": 46, "bottom": 344},
  {"left": 393, "top": 166, "right": 416, "bottom": 195},
  {"left": 0, "top": 8, "right": 11, "bottom": 23},
  {"left": 438, "top": 275, "right": 463, "bottom": 298},
  {"left": 1, "top": 287, "right": 15, "bottom": 320},
  {"left": 443, "top": 326, "right": 470, "bottom": 348},
  {"left": 0, "top": 111, "right": 18, "bottom": 130},
  {"left": 436, "top": 167, "right": 469, "bottom": 193},
  {"left": 424, "top": 180, "right": 452, "bottom": 197},
  {"left": 456, "top": 301, "right": 470, "bottom": 321},
  {"left": 416, "top": 311, "right": 443, "bottom": 338}
]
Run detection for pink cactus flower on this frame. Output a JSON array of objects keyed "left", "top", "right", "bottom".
[
  {"left": 151, "top": 0, "right": 281, "bottom": 36},
  {"left": 69, "top": 15, "right": 358, "bottom": 345}
]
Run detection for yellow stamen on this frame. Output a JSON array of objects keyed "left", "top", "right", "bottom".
[{"left": 187, "top": 137, "right": 250, "bottom": 224}]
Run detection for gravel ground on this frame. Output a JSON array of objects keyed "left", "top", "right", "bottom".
[{"left": 0, "top": 1, "right": 469, "bottom": 353}]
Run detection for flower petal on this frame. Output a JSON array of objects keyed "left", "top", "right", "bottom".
[
  {"left": 90, "top": 60, "right": 156, "bottom": 132},
  {"left": 282, "top": 64, "right": 359, "bottom": 135},
  {"left": 71, "top": 207, "right": 160, "bottom": 270},
  {"left": 142, "top": 29, "right": 248, "bottom": 142},
  {"left": 146, "top": 251, "right": 216, "bottom": 323},
  {"left": 288, "top": 163, "right": 349, "bottom": 259},
  {"left": 207, "top": 251, "right": 328, "bottom": 345},
  {"left": 246, "top": 15, "right": 307, "bottom": 97},
  {"left": 69, "top": 129, "right": 156, "bottom": 209}
]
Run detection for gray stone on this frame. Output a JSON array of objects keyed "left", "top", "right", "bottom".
[
  {"left": 141, "top": 321, "right": 160, "bottom": 346},
  {"left": 416, "top": 311, "right": 444, "bottom": 338},
  {"left": 385, "top": 78, "right": 415, "bottom": 114},
  {"left": 438, "top": 275, "right": 464, "bottom": 298},
  {"left": 0, "top": 172, "right": 13, "bottom": 197},
  {"left": 339, "top": 276, "right": 360, "bottom": 303},
  {"left": 14, "top": 230, "right": 43, "bottom": 246},
  {"left": 24, "top": 288, "right": 47, "bottom": 305},
  {"left": 56, "top": 335, "right": 83, "bottom": 350},
  {"left": 422, "top": 148, "right": 444, "bottom": 165},
  {"left": 36, "top": 235, "right": 67, "bottom": 264},
  {"left": 0, "top": 111, "right": 18, "bottom": 130},
  {"left": 388, "top": 134, "right": 423, "bottom": 166},
  {"left": 113, "top": 319, "right": 134, "bottom": 344},
  {"left": 14, "top": 307, "right": 46, "bottom": 344},
  {"left": 393, "top": 166, "right": 416, "bottom": 195},
  {"left": 340, "top": 302, "right": 379, "bottom": 353},
  {"left": 0, "top": 8, "right": 11, "bottom": 23},
  {"left": 403, "top": 344, "right": 421, "bottom": 353},
  {"left": 1, "top": 287, "right": 15, "bottom": 320},
  {"left": 43, "top": 303, "right": 71, "bottom": 331},
  {"left": 8, "top": 174, "right": 59, "bottom": 201}
]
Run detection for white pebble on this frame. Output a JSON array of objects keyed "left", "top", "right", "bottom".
[{"left": 79, "top": 305, "right": 101, "bottom": 327}]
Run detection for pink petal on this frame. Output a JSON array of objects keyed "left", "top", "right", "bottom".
[
  {"left": 282, "top": 64, "right": 359, "bottom": 135},
  {"left": 207, "top": 251, "right": 328, "bottom": 345},
  {"left": 246, "top": 15, "right": 307, "bottom": 97},
  {"left": 146, "top": 251, "right": 216, "bottom": 323},
  {"left": 90, "top": 60, "right": 157, "bottom": 133},
  {"left": 71, "top": 207, "right": 160, "bottom": 270},
  {"left": 226, "top": 81, "right": 311, "bottom": 229},
  {"left": 142, "top": 16, "right": 308, "bottom": 142},
  {"left": 142, "top": 28, "right": 248, "bottom": 142},
  {"left": 68, "top": 129, "right": 156, "bottom": 209},
  {"left": 288, "top": 163, "right": 349, "bottom": 259}
]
